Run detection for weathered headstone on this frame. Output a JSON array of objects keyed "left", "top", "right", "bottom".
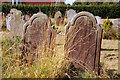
[
  {"left": 113, "top": 20, "right": 120, "bottom": 27},
  {"left": 1, "top": 12, "right": 6, "bottom": 30},
  {"left": 95, "top": 16, "right": 101, "bottom": 25},
  {"left": 23, "top": 15, "right": 30, "bottom": 22},
  {"left": 60, "top": 17, "right": 64, "bottom": 26},
  {"left": 9, "top": 9, "right": 25, "bottom": 38},
  {"left": 10, "top": 8, "right": 17, "bottom": 14},
  {"left": 67, "top": 9, "right": 76, "bottom": 22},
  {"left": 54, "top": 11, "right": 62, "bottom": 26},
  {"left": 0, "top": 12, "right": 2, "bottom": 30},
  {"left": 6, "top": 9, "right": 17, "bottom": 31},
  {"left": 22, "top": 12, "right": 57, "bottom": 61},
  {"left": 64, "top": 11, "right": 103, "bottom": 73},
  {"left": 6, "top": 14, "right": 12, "bottom": 31}
]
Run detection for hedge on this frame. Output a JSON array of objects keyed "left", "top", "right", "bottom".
[{"left": 2, "top": 3, "right": 120, "bottom": 18}]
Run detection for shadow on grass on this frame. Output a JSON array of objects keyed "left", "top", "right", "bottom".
[
  {"left": 56, "top": 44, "right": 63, "bottom": 46},
  {"left": 107, "top": 69, "right": 120, "bottom": 79},
  {"left": 101, "top": 48, "right": 118, "bottom": 51}
]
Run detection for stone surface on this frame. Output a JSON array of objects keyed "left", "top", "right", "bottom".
[
  {"left": 10, "top": 8, "right": 17, "bottom": 14},
  {"left": 6, "top": 9, "right": 17, "bottom": 31},
  {"left": 64, "top": 11, "right": 103, "bottom": 73},
  {"left": 67, "top": 9, "right": 76, "bottom": 22},
  {"left": 23, "top": 12, "right": 57, "bottom": 61},
  {"left": 6, "top": 14, "right": 12, "bottom": 31},
  {"left": 95, "top": 16, "right": 101, "bottom": 25},
  {"left": 59, "top": 17, "right": 64, "bottom": 26},
  {"left": 1, "top": 12, "right": 6, "bottom": 30},
  {"left": 9, "top": 9, "right": 25, "bottom": 38},
  {"left": 0, "top": 12, "right": 2, "bottom": 30},
  {"left": 54, "top": 11, "right": 62, "bottom": 26},
  {"left": 23, "top": 15, "right": 30, "bottom": 22},
  {"left": 113, "top": 20, "right": 120, "bottom": 27}
]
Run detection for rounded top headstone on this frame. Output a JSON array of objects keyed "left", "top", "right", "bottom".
[
  {"left": 67, "top": 9, "right": 76, "bottom": 22},
  {"left": 10, "top": 8, "right": 17, "bottom": 14},
  {"left": 54, "top": 11, "right": 62, "bottom": 19},
  {"left": 95, "top": 16, "right": 101, "bottom": 25}
]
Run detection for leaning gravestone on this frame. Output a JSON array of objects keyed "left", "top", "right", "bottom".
[
  {"left": 64, "top": 11, "right": 103, "bottom": 73},
  {"left": 22, "top": 12, "right": 57, "bottom": 61},
  {"left": 54, "top": 11, "right": 62, "bottom": 26},
  {"left": 9, "top": 9, "right": 25, "bottom": 38},
  {"left": 67, "top": 9, "right": 76, "bottom": 22}
]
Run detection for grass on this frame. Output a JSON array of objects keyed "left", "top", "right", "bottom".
[
  {"left": 100, "top": 39, "right": 119, "bottom": 78},
  {"left": 1, "top": 37, "right": 71, "bottom": 78},
  {"left": 1, "top": 34, "right": 119, "bottom": 78},
  {"left": 101, "top": 39, "right": 118, "bottom": 50},
  {"left": 0, "top": 53, "right": 1, "bottom": 80},
  {"left": 0, "top": 17, "right": 119, "bottom": 78},
  {"left": 0, "top": 35, "right": 97, "bottom": 78}
]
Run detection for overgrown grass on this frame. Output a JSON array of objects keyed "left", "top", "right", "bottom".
[
  {"left": 1, "top": 37, "right": 116, "bottom": 78},
  {"left": 1, "top": 37, "right": 70, "bottom": 78},
  {"left": 1, "top": 26, "right": 119, "bottom": 78}
]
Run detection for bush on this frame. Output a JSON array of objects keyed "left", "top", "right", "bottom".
[
  {"left": 102, "top": 17, "right": 119, "bottom": 40},
  {"left": 2, "top": 3, "right": 120, "bottom": 18}
]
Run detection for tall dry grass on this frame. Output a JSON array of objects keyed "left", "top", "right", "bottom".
[
  {"left": 1, "top": 15, "right": 119, "bottom": 78},
  {"left": 1, "top": 34, "right": 117, "bottom": 78},
  {"left": 1, "top": 37, "right": 70, "bottom": 78}
]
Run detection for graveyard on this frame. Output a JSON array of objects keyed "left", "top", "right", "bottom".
[{"left": 0, "top": 2, "right": 120, "bottom": 79}]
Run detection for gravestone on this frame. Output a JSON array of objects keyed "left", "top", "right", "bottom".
[
  {"left": 54, "top": 11, "right": 62, "bottom": 26},
  {"left": 1, "top": 12, "right": 6, "bottom": 30},
  {"left": 67, "top": 9, "right": 76, "bottom": 22},
  {"left": 6, "top": 14, "right": 12, "bottom": 31},
  {"left": 6, "top": 9, "right": 17, "bottom": 31},
  {"left": 113, "top": 20, "right": 120, "bottom": 27},
  {"left": 64, "top": 11, "right": 103, "bottom": 73},
  {"left": 60, "top": 17, "right": 64, "bottom": 26},
  {"left": 23, "top": 15, "right": 30, "bottom": 22},
  {"left": 9, "top": 9, "right": 25, "bottom": 38},
  {"left": 0, "top": 12, "right": 2, "bottom": 30},
  {"left": 22, "top": 12, "right": 57, "bottom": 61},
  {"left": 10, "top": 8, "right": 17, "bottom": 14},
  {"left": 95, "top": 16, "right": 101, "bottom": 25}
]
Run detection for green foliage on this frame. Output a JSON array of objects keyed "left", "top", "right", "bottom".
[
  {"left": 1, "top": 38, "right": 13, "bottom": 57},
  {"left": 102, "top": 18, "right": 119, "bottom": 40},
  {"left": 2, "top": 3, "right": 120, "bottom": 18},
  {"left": 102, "top": 17, "right": 113, "bottom": 32},
  {"left": 1, "top": 36, "right": 21, "bottom": 56},
  {"left": 73, "top": 2, "right": 118, "bottom": 5},
  {"left": 102, "top": 17, "right": 113, "bottom": 39}
]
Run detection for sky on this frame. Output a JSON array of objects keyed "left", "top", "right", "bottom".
[
  {"left": 64, "top": 0, "right": 119, "bottom": 5},
  {"left": 64, "top": 0, "right": 76, "bottom": 5}
]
